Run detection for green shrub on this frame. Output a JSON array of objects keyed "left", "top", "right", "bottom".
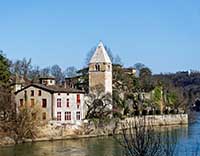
[
  {"left": 142, "top": 110, "right": 147, "bottom": 116},
  {"left": 149, "top": 110, "right": 154, "bottom": 115},
  {"left": 134, "top": 110, "right": 140, "bottom": 116},
  {"left": 164, "top": 109, "right": 169, "bottom": 114},
  {"left": 155, "top": 110, "right": 161, "bottom": 115}
]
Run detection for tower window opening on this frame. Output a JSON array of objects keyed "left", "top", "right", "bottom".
[
  {"left": 108, "top": 65, "right": 111, "bottom": 71},
  {"left": 95, "top": 64, "right": 101, "bottom": 71}
]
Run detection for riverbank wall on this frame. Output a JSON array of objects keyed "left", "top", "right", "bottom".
[
  {"left": 121, "top": 114, "right": 188, "bottom": 127},
  {"left": 26, "top": 114, "right": 189, "bottom": 143},
  {"left": 0, "top": 114, "right": 188, "bottom": 146}
]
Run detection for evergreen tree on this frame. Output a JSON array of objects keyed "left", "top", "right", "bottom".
[{"left": 0, "top": 51, "right": 10, "bottom": 87}]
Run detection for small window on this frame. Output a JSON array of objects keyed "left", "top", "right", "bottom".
[
  {"left": 24, "top": 91, "right": 27, "bottom": 101},
  {"left": 38, "top": 90, "right": 42, "bottom": 96},
  {"left": 66, "top": 99, "right": 69, "bottom": 107},
  {"left": 77, "top": 94, "right": 81, "bottom": 104},
  {"left": 58, "top": 93, "right": 61, "bottom": 95},
  {"left": 42, "top": 112, "right": 46, "bottom": 120},
  {"left": 95, "top": 64, "right": 101, "bottom": 71},
  {"left": 57, "top": 112, "right": 61, "bottom": 121},
  {"left": 108, "top": 65, "right": 111, "bottom": 71},
  {"left": 19, "top": 99, "right": 23, "bottom": 107},
  {"left": 30, "top": 99, "right": 35, "bottom": 107},
  {"left": 42, "top": 99, "right": 47, "bottom": 108},
  {"left": 67, "top": 93, "right": 69, "bottom": 96},
  {"left": 65, "top": 112, "right": 71, "bottom": 120},
  {"left": 76, "top": 112, "right": 81, "bottom": 120},
  {"left": 43, "top": 80, "right": 48, "bottom": 85},
  {"left": 31, "top": 90, "right": 34, "bottom": 96},
  {"left": 57, "top": 98, "right": 61, "bottom": 107}
]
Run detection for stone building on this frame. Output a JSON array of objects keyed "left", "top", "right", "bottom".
[
  {"left": 89, "top": 42, "right": 112, "bottom": 94},
  {"left": 64, "top": 75, "right": 86, "bottom": 91},
  {"left": 15, "top": 77, "right": 85, "bottom": 125}
]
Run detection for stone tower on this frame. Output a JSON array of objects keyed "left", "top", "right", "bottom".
[{"left": 89, "top": 42, "right": 112, "bottom": 94}]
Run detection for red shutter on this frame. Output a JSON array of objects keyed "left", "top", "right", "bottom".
[{"left": 77, "top": 94, "right": 80, "bottom": 104}]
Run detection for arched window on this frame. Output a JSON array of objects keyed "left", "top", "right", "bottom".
[{"left": 95, "top": 64, "right": 101, "bottom": 71}]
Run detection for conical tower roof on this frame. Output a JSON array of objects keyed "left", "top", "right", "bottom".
[{"left": 89, "top": 42, "right": 112, "bottom": 64}]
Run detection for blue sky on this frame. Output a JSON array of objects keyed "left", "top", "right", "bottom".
[{"left": 1, "top": 0, "right": 200, "bottom": 74}]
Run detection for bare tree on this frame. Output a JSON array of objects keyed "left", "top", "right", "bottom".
[
  {"left": 40, "top": 67, "right": 51, "bottom": 77},
  {"left": 84, "top": 85, "right": 112, "bottom": 120},
  {"left": 64, "top": 66, "right": 77, "bottom": 78},
  {"left": 115, "top": 117, "right": 178, "bottom": 156},
  {"left": 113, "top": 54, "right": 123, "bottom": 65},
  {"left": 51, "top": 64, "right": 65, "bottom": 84},
  {"left": 116, "top": 118, "right": 163, "bottom": 156},
  {"left": 13, "top": 103, "right": 42, "bottom": 142},
  {"left": 29, "top": 66, "right": 40, "bottom": 82},
  {"left": 134, "top": 63, "right": 145, "bottom": 71}
]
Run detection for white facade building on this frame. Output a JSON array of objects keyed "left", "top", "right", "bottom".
[{"left": 15, "top": 78, "right": 85, "bottom": 125}]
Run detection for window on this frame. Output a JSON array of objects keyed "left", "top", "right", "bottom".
[
  {"left": 77, "top": 94, "right": 80, "bottom": 109},
  {"left": 38, "top": 90, "right": 42, "bottom": 96},
  {"left": 76, "top": 112, "right": 81, "bottom": 120},
  {"left": 57, "top": 98, "right": 61, "bottom": 107},
  {"left": 31, "top": 90, "right": 34, "bottom": 96},
  {"left": 65, "top": 112, "right": 71, "bottom": 120},
  {"left": 42, "top": 112, "right": 46, "bottom": 120},
  {"left": 66, "top": 99, "right": 69, "bottom": 107},
  {"left": 95, "top": 64, "right": 100, "bottom": 71},
  {"left": 57, "top": 112, "right": 61, "bottom": 121},
  {"left": 42, "top": 99, "right": 47, "bottom": 108},
  {"left": 77, "top": 94, "right": 80, "bottom": 104},
  {"left": 43, "top": 80, "right": 47, "bottom": 85},
  {"left": 108, "top": 65, "right": 111, "bottom": 71},
  {"left": 30, "top": 99, "right": 35, "bottom": 107},
  {"left": 20, "top": 99, "right": 23, "bottom": 107},
  {"left": 67, "top": 93, "right": 69, "bottom": 96},
  {"left": 58, "top": 92, "right": 60, "bottom": 95}
]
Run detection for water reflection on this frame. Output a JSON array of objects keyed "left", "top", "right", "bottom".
[
  {"left": 1, "top": 122, "right": 200, "bottom": 156},
  {"left": 176, "top": 115, "right": 200, "bottom": 156}
]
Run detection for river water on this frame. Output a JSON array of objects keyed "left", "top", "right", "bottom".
[{"left": 0, "top": 115, "right": 200, "bottom": 156}]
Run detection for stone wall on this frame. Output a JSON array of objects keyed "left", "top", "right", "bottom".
[
  {"left": 121, "top": 114, "right": 188, "bottom": 127},
  {"left": 0, "top": 114, "right": 188, "bottom": 146}
]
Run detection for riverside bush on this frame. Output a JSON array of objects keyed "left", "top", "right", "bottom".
[{"left": 155, "top": 110, "right": 161, "bottom": 115}]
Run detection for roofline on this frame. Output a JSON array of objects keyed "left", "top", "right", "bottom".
[
  {"left": 14, "top": 84, "right": 53, "bottom": 95},
  {"left": 88, "top": 62, "right": 112, "bottom": 65},
  {"left": 39, "top": 77, "right": 55, "bottom": 80},
  {"left": 10, "top": 82, "right": 24, "bottom": 86},
  {"left": 89, "top": 41, "right": 112, "bottom": 64},
  {"left": 65, "top": 75, "right": 82, "bottom": 79},
  {"left": 15, "top": 84, "right": 85, "bottom": 95}
]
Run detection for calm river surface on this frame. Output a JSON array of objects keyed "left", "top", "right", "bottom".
[{"left": 1, "top": 115, "right": 200, "bottom": 156}]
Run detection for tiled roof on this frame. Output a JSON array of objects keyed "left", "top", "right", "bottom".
[
  {"left": 89, "top": 42, "right": 112, "bottom": 64},
  {"left": 39, "top": 76, "right": 55, "bottom": 80},
  {"left": 15, "top": 83, "right": 85, "bottom": 94}
]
